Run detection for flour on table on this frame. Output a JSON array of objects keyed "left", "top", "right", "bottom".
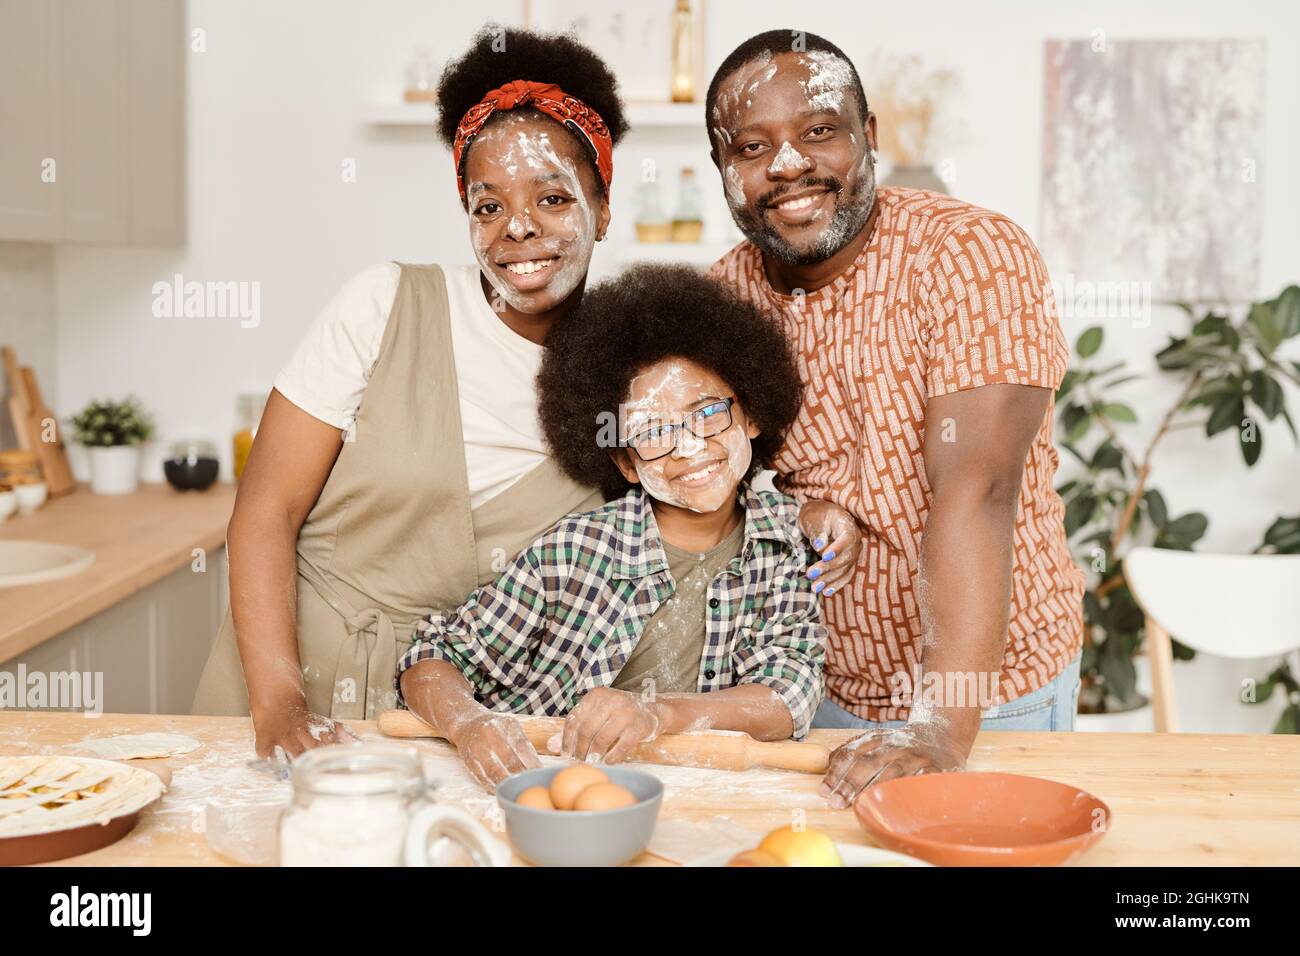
[
  {"left": 68, "top": 733, "right": 203, "bottom": 761},
  {"left": 645, "top": 817, "right": 762, "bottom": 865}
]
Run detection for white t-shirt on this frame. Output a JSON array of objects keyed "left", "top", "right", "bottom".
[{"left": 273, "top": 263, "right": 548, "bottom": 508}]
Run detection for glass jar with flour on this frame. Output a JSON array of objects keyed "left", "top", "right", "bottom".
[{"left": 279, "top": 744, "right": 508, "bottom": 866}]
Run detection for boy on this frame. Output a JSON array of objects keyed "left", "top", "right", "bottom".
[{"left": 397, "top": 264, "right": 824, "bottom": 788}]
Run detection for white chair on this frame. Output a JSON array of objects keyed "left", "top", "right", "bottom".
[{"left": 1124, "top": 547, "right": 1300, "bottom": 732}]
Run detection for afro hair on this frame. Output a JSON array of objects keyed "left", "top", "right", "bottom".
[
  {"left": 436, "top": 26, "right": 628, "bottom": 191},
  {"left": 538, "top": 263, "right": 803, "bottom": 499}
]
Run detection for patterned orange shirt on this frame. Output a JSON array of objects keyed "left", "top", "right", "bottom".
[{"left": 709, "top": 187, "right": 1085, "bottom": 721}]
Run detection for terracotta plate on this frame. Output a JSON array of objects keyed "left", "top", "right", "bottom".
[
  {"left": 853, "top": 771, "right": 1110, "bottom": 866},
  {"left": 0, "top": 810, "right": 144, "bottom": 867}
]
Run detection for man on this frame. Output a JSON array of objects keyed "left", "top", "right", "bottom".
[{"left": 706, "top": 30, "right": 1086, "bottom": 809}]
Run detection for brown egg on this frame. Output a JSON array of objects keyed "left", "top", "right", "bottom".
[
  {"left": 548, "top": 765, "right": 608, "bottom": 810},
  {"left": 726, "top": 848, "right": 787, "bottom": 867},
  {"left": 515, "top": 786, "right": 555, "bottom": 811},
  {"left": 572, "top": 782, "right": 638, "bottom": 812}
]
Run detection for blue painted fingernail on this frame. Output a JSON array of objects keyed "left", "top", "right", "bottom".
[
  {"left": 822, "top": 550, "right": 836, "bottom": 561},
  {"left": 813, "top": 581, "right": 825, "bottom": 594},
  {"left": 813, "top": 537, "right": 826, "bottom": 550},
  {"left": 808, "top": 566, "right": 822, "bottom": 580},
  {"left": 825, "top": 586, "right": 835, "bottom": 596}
]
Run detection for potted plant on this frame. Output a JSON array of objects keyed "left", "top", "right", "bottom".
[
  {"left": 1056, "top": 284, "right": 1300, "bottom": 729},
  {"left": 67, "top": 397, "right": 155, "bottom": 495}
]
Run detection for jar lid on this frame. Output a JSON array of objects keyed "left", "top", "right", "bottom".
[
  {"left": 290, "top": 743, "right": 426, "bottom": 798},
  {"left": 0, "top": 450, "right": 39, "bottom": 466}
]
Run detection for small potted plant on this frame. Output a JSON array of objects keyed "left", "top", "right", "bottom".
[{"left": 67, "top": 397, "right": 155, "bottom": 495}]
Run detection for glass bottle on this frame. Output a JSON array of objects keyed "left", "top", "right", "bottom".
[
  {"left": 635, "top": 178, "right": 673, "bottom": 243},
  {"left": 233, "top": 393, "right": 265, "bottom": 481},
  {"left": 404, "top": 46, "right": 438, "bottom": 103},
  {"left": 671, "top": 166, "right": 704, "bottom": 242},
  {"left": 670, "top": 0, "right": 695, "bottom": 103}
]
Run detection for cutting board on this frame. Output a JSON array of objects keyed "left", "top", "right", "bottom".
[
  {"left": 20, "top": 367, "right": 75, "bottom": 495},
  {"left": 2, "top": 346, "right": 30, "bottom": 451},
  {"left": 2, "top": 346, "right": 76, "bottom": 496}
]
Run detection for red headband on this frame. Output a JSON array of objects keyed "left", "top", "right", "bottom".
[{"left": 452, "top": 80, "right": 614, "bottom": 201}]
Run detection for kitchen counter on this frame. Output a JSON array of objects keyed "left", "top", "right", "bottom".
[
  {"left": 3, "top": 711, "right": 1297, "bottom": 866},
  {"left": 0, "top": 484, "right": 236, "bottom": 663}
]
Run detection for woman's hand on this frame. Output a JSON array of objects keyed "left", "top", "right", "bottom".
[
  {"left": 251, "top": 695, "right": 358, "bottom": 759},
  {"left": 453, "top": 711, "right": 542, "bottom": 790},
  {"left": 560, "top": 688, "right": 661, "bottom": 764},
  {"left": 797, "top": 498, "right": 861, "bottom": 597}
]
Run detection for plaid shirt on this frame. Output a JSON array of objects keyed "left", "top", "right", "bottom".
[{"left": 398, "top": 485, "right": 826, "bottom": 737}]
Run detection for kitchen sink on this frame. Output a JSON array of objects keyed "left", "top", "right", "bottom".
[{"left": 0, "top": 540, "right": 95, "bottom": 589}]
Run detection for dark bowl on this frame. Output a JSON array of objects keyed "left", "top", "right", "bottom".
[{"left": 164, "top": 457, "right": 219, "bottom": 491}]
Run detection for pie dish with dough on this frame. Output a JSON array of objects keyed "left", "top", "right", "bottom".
[{"left": 0, "top": 755, "right": 165, "bottom": 838}]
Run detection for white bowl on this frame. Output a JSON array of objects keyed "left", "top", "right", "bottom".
[
  {"left": 14, "top": 482, "right": 48, "bottom": 514},
  {"left": 0, "top": 490, "right": 15, "bottom": 522},
  {"left": 686, "top": 843, "right": 932, "bottom": 867}
]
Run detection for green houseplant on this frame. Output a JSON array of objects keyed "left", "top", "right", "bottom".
[
  {"left": 1055, "top": 284, "right": 1300, "bottom": 724},
  {"left": 67, "top": 397, "right": 155, "bottom": 496}
]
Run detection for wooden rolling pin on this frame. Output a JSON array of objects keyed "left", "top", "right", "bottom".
[{"left": 377, "top": 709, "right": 830, "bottom": 775}]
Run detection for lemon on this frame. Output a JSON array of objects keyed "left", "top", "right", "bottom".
[{"left": 757, "top": 826, "right": 843, "bottom": 867}]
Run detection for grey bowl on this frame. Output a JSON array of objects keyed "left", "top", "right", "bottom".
[{"left": 496, "top": 765, "right": 664, "bottom": 867}]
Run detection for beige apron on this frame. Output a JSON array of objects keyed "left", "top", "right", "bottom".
[{"left": 192, "top": 264, "right": 603, "bottom": 719}]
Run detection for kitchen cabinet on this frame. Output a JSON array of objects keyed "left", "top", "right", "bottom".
[
  {"left": 0, "top": 547, "right": 226, "bottom": 714},
  {"left": 0, "top": 0, "right": 185, "bottom": 245}
]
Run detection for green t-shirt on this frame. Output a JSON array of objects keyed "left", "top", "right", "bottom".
[{"left": 611, "top": 518, "right": 746, "bottom": 695}]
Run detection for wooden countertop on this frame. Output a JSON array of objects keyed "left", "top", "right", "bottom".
[
  {"left": 0, "top": 484, "right": 236, "bottom": 662},
  {"left": 3, "top": 712, "right": 1297, "bottom": 866}
]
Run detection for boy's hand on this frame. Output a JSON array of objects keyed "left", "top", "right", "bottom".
[
  {"left": 561, "top": 688, "right": 661, "bottom": 764},
  {"left": 797, "top": 498, "right": 860, "bottom": 597},
  {"left": 454, "top": 711, "right": 542, "bottom": 790}
]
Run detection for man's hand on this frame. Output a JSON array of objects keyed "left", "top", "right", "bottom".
[
  {"left": 819, "top": 720, "right": 968, "bottom": 808},
  {"left": 797, "top": 498, "right": 861, "bottom": 596},
  {"left": 560, "top": 688, "right": 661, "bottom": 764}
]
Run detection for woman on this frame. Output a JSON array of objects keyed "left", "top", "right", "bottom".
[{"left": 191, "top": 27, "right": 629, "bottom": 758}]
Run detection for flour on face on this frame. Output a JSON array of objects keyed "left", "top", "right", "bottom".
[
  {"left": 622, "top": 359, "right": 755, "bottom": 514},
  {"left": 466, "top": 115, "right": 598, "bottom": 312},
  {"left": 800, "top": 50, "right": 855, "bottom": 114},
  {"left": 768, "top": 141, "right": 812, "bottom": 176}
]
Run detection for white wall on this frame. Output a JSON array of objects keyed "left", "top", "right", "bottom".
[
  {"left": 50, "top": 1, "right": 1299, "bottom": 726},
  {"left": 54, "top": 0, "right": 522, "bottom": 480}
]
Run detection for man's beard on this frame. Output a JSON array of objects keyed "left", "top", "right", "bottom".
[{"left": 733, "top": 164, "right": 877, "bottom": 267}]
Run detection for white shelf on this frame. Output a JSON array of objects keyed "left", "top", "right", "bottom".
[
  {"left": 366, "top": 102, "right": 440, "bottom": 126},
  {"left": 366, "top": 100, "right": 705, "bottom": 131},
  {"left": 625, "top": 101, "right": 705, "bottom": 130}
]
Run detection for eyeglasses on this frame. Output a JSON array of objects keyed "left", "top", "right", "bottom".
[{"left": 625, "top": 397, "right": 736, "bottom": 462}]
